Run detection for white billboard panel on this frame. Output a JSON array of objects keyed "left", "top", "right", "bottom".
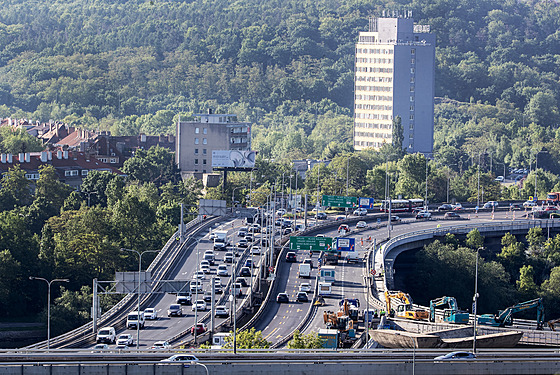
[{"left": 212, "top": 150, "right": 256, "bottom": 168}]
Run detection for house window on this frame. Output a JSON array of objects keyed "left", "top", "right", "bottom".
[
  {"left": 194, "top": 138, "right": 199, "bottom": 145},
  {"left": 203, "top": 138, "right": 207, "bottom": 145},
  {"left": 195, "top": 149, "right": 199, "bottom": 154},
  {"left": 203, "top": 128, "right": 207, "bottom": 134},
  {"left": 195, "top": 127, "right": 200, "bottom": 134},
  {"left": 81, "top": 170, "right": 89, "bottom": 176},
  {"left": 65, "top": 170, "right": 79, "bottom": 177},
  {"left": 203, "top": 159, "right": 207, "bottom": 165},
  {"left": 194, "top": 159, "right": 199, "bottom": 165},
  {"left": 25, "top": 173, "right": 39, "bottom": 180},
  {"left": 110, "top": 158, "right": 117, "bottom": 163},
  {"left": 203, "top": 149, "right": 207, "bottom": 155},
  {"left": 410, "top": 68, "right": 415, "bottom": 74},
  {"left": 411, "top": 48, "right": 416, "bottom": 55}
]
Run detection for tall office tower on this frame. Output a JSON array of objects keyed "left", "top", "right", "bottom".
[{"left": 353, "top": 16, "right": 435, "bottom": 154}]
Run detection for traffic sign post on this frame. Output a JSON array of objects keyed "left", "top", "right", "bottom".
[
  {"left": 290, "top": 236, "right": 333, "bottom": 251},
  {"left": 336, "top": 237, "right": 356, "bottom": 252},
  {"left": 358, "top": 197, "right": 375, "bottom": 209},
  {"left": 321, "top": 195, "right": 358, "bottom": 208}
]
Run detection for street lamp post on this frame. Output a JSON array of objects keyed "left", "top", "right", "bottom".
[
  {"left": 231, "top": 186, "right": 245, "bottom": 211},
  {"left": 29, "top": 276, "right": 69, "bottom": 350},
  {"left": 473, "top": 247, "right": 482, "bottom": 353},
  {"left": 120, "top": 248, "right": 160, "bottom": 350},
  {"left": 533, "top": 150, "right": 547, "bottom": 201}
]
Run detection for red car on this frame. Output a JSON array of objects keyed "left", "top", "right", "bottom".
[{"left": 191, "top": 323, "right": 207, "bottom": 335}]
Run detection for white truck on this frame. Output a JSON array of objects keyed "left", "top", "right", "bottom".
[
  {"left": 344, "top": 251, "right": 360, "bottom": 263},
  {"left": 213, "top": 230, "right": 229, "bottom": 250},
  {"left": 298, "top": 263, "right": 311, "bottom": 278},
  {"left": 126, "top": 311, "right": 145, "bottom": 329}
]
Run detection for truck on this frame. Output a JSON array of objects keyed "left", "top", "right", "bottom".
[
  {"left": 344, "top": 251, "right": 360, "bottom": 263},
  {"left": 384, "top": 290, "right": 429, "bottom": 320},
  {"left": 547, "top": 192, "right": 560, "bottom": 205},
  {"left": 213, "top": 230, "right": 229, "bottom": 250},
  {"left": 319, "top": 266, "right": 336, "bottom": 283},
  {"left": 477, "top": 298, "right": 544, "bottom": 329},
  {"left": 429, "top": 296, "right": 469, "bottom": 324},
  {"left": 324, "top": 250, "right": 341, "bottom": 265},
  {"left": 318, "top": 282, "right": 332, "bottom": 296},
  {"left": 298, "top": 263, "right": 311, "bottom": 278}
]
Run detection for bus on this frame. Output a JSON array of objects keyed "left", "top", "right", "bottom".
[{"left": 380, "top": 199, "right": 424, "bottom": 212}]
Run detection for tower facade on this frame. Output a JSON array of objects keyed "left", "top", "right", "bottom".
[{"left": 353, "top": 16, "right": 435, "bottom": 154}]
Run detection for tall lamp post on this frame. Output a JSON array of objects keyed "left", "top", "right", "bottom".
[
  {"left": 473, "top": 247, "right": 482, "bottom": 353},
  {"left": 29, "top": 276, "right": 69, "bottom": 350},
  {"left": 120, "top": 248, "right": 160, "bottom": 350},
  {"left": 533, "top": 150, "right": 547, "bottom": 201}
]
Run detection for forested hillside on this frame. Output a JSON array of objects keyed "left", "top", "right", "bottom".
[{"left": 1, "top": 0, "right": 560, "bottom": 165}]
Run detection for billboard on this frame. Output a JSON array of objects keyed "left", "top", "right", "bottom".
[{"left": 212, "top": 150, "right": 256, "bottom": 168}]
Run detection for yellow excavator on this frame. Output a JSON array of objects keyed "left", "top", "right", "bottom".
[{"left": 384, "top": 290, "right": 429, "bottom": 320}]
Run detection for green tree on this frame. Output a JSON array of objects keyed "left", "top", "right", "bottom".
[
  {"left": 34, "top": 165, "right": 73, "bottom": 214},
  {"left": 466, "top": 228, "right": 485, "bottom": 249},
  {"left": 392, "top": 116, "right": 404, "bottom": 154},
  {"left": 122, "top": 146, "right": 179, "bottom": 187},
  {"left": 224, "top": 328, "right": 270, "bottom": 349},
  {"left": 287, "top": 330, "right": 325, "bottom": 349},
  {"left": 0, "top": 127, "right": 44, "bottom": 154},
  {"left": 526, "top": 227, "right": 545, "bottom": 257},
  {"left": 517, "top": 265, "right": 539, "bottom": 299},
  {"left": 0, "top": 164, "right": 32, "bottom": 210}
]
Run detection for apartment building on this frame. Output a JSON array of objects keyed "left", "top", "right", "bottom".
[{"left": 354, "top": 16, "right": 435, "bottom": 154}]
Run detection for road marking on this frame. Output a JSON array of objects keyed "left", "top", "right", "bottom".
[{"left": 264, "top": 327, "right": 278, "bottom": 339}]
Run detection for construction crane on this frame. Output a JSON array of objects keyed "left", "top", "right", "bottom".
[
  {"left": 429, "top": 296, "right": 469, "bottom": 324},
  {"left": 384, "top": 290, "right": 429, "bottom": 320},
  {"left": 477, "top": 298, "right": 545, "bottom": 330}
]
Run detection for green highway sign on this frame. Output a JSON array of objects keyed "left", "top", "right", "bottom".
[
  {"left": 290, "top": 236, "right": 333, "bottom": 251},
  {"left": 321, "top": 195, "right": 358, "bottom": 208}
]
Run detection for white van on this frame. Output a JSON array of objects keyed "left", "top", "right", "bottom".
[
  {"left": 298, "top": 263, "right": 311, "bottom": 278},
  {"left": 318, "top": 282, "right": 332, "bottom": 296},
  {"left": 127, "top": 311, "right": 145, "bottom": 329},
  {"left": 96, "top": 326, "right": 116, "bottom": 344}
]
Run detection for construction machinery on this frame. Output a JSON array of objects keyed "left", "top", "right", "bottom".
[
  {"left": 477, "top": 298, "right": 544, "bottom": 330},
  {"left": 384, "top": 290, "right": 429, "bottom": 320},
  {"left": 339, "top": 298, "right": 360, "bottom": 323},
  {"left": 323, "top": 308, "right": 356, "bottom": 348},
  {"left": 429, "top": 296, "right": 470, "bottom": 324},
  {"left": 547, "top": 318, "right": 560, "bottom": 331}
]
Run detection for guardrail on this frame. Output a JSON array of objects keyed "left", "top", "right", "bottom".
[{"left": 27, "top": 215, "right": 222, "bottom": 349}]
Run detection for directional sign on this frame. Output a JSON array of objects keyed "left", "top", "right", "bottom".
[
  {"left": 290, "top": 236, "right": 333, "bottom": 251},
  {"left": 321, "top": 195, "right": 358, "bottom": 208},
  {"left": 359, "top": 197, "right": 375, "bottom": 209},
  {"left": 336, "top": 237, "right": 356, "bottom": 252}
]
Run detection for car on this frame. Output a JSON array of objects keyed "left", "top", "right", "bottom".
[
  {"left": 203, "top": 290, "right": 213, "bottom": 302},
  {"left": 299, "top": 283, "right": 311, "bottom": 293},
  {"left": 494, "top": 176, "right": 504, "bottom": 182},
  {"left": 215, "top": 305, "right": 229, "bottom": 318},
  {"left": 316, "top": 234, "right": 325, "bottom": 237},
  {"left": 91, "top": 344, "right": 109, "bottom": 352},
  {"left": 114, "top": 344, "right": 128, "bottom": 350},
  {"left": 390, "top": 216, "right": 401, "bottom": 222},
  {"left": 251, "top": 246, "right": 261, "bottom": 255},
  {"left": 176, "top": 291, "right": 191, "bottom": 305},
  {"left": 200, "top": 260, "right": 210, "bottom": 268},
  {"left": 437, "top": 204, "right": 452, "bottom": 212},
  {"left": 192, "top": 270, "right": 206, "bottom": 280},
  {"left": 245, "top": 234, "right": 254, "bottom": 242},
  {"left": 237, "top": 230, "right": 247, "bottom": 237},
  {"left": 415, "top": 211, "right": 431, "bottom": 219},
  {"left": 297, "top": 292, "right": 309, "bottom": 302},
  {"left": 303, "top": 258, "right": 313, "bottom": 269},
  {"left": 510, "top": 203, "right": 522, "bottom": 210},
  {"left": 161, "top": 354, "right": 199, "bottom": 363},
  {"left": 191, "top": 322, "right": 207, "bottom": 335},
  {"left": 236, "top": 239, "right": 248, "bottom": 248},
  {"left": 116, "top": 334, "right": 134, "bottom": 346},
  {"left": 144, "top": 307, "right": 158, "bottom": 320},
  {"left": 213, "top": 277, "right": 222, "bottom": 287},
  {"left": 283, "top": 228, "right": 293, "bottom": 235},
  {"left": 434, "top": 351, "right": 476, "bottom": 361},
  {"left": 286, "top": 252, "right": 297, "bottom": 262},
  {"left": 232, "top": 282, "right": 243, "bottom": 297},
  {"left": 444, "top": 212, "right": 461, "bottom": 219},
  {"left": 191, "top": 300, "right": 207, "bottom": 311},
  {"left": 240, "top": 266, "right": 252, "bottom": 277},
  {"left": 523, "top": 200, "right": 537, "bottom": 208},
  {"left": 335, "top": 215, "right": 345, "bottom": 221},
  {"left": 217, "top": 264, "right": 229, "bottom": 276},
  {"left": 151, "top": 341, "right": 170, "bottom": 350},
  {"left": 209, "top": 232, "right": 216, "bottom": 240},
  {"left": 245, "top": 259, "right": 257, "bottom": 268},
  {"left": 276, "top": 209, "right": 287, "bottom": 216},
  {"left": 451, "top": 203, "right": 463, "bottom": 211},
  {"left": 276, "top": 292, "right": 289, "bottom": 303},
  {"left": 96, "top": 326, "right": 116, "bottom": 344},
  {"left": 353, "top": 208, "right": 368, "bottom": 216},
  {"left": 167, "top": 304, "right": 183, "bottom": 317},
  {"left": 338, "top": 224, "right": 350, "bottom": 233},
  {"left": 224, "top": 252, "right": 234, "bottom": 263},
  {"left": 356, "top": 221, "right": 368, "bottom": 228},
  {"left": 213, "top": 285, "right": 223, "bottom": 294},
  {"left": 483, "top": 201, "right": 499, "bottom": 209},
  {"left": 316, "top": 212, "right": 327, "bottom": 220},
  {"left": 237, "top": 277, "right": 249, "bottom": 287},
  {"left": 190, "top": 280, "right": 203, "bottom": 293}
]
